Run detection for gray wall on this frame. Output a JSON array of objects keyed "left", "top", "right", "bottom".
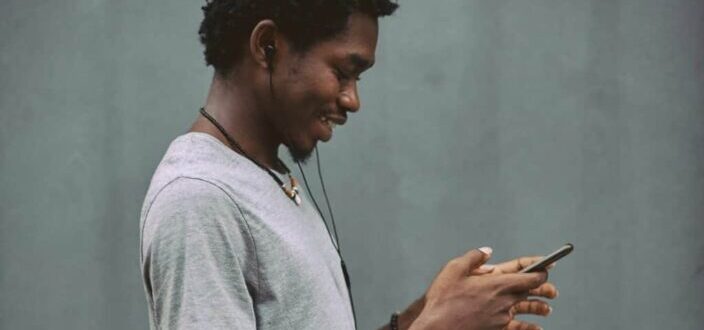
[{"left": 1, "top": 0, "right": 702, "bottom": 329}]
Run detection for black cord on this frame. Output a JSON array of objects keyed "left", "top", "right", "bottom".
[
  {"left": 296, "top": 160, "right": 339, "bottom": 251},
  {"left": 199, "top": 108, "right": 290, "bottom": 188},
  {"left": 299, "top": 148, "right": 358, "bottom": 328},
  {"left": 315, "top": 147, "right": 341, "bottom": 249}
]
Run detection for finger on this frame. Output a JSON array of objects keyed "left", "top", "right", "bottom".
[
  {"left": 447, "top": 247, "right": 493, "bottom": 278},
  {"left": 499, "top": 272, "right": 548, "bottom": 293},
  {"left": 528, "top": 282, "right": 558, "bottom": 299},
  {"left": 506, "top": 319, "right": 543, "bottom": 330},
  {"left": 469, "top": 264, "right": 496, "bottom": 276},
  {"left": 513, "top": 299, "right": 552, "bottom": 316},
  {"left": 494, "top": 256, "right": 543, "bottom": 274}
]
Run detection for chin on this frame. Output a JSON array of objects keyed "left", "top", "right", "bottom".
[{"left": 287, "top": 143, "right": 314, "bottom": 164}]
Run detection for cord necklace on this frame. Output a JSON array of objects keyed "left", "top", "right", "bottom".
[{"left": 199, "top": 107, "right": 301, "bottom": 205}]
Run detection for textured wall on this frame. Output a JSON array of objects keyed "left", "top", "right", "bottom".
[{"left": 1, "top": 0, "right": 702, "bottom": 329}]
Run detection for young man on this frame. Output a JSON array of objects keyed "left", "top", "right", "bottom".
[{"left": 140, "top": 1, "right": 559, "bottom": 329}]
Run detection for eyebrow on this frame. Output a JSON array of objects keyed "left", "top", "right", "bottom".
[{"left": 348, "top": 53, "right": 374, "bottom": 71}]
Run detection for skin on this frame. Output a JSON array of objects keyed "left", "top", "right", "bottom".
[{"left": 190, "top": 10, "right": 559, "bottom": 330}]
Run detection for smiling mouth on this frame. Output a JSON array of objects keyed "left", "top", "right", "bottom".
[
  {"left": 319, "top": 116, "right": 337, "bottom": 130},
  {"left": 319, "top": 113, "right": 347, "bottom": 130}
]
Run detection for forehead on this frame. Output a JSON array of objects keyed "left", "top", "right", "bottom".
[{"left": 308, "top": 12, "right": 379, "bottom": 65}]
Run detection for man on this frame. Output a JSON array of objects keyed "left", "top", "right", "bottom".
[{"left": 140, "top": 1, "right": 559, "bottom": 329}]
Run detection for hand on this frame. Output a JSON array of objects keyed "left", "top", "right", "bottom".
[
  {"left": 409, "top": 248, "right": 548, "bottom": 330},
  {"left": 474, "top": 256, "right": 559, "bottom": 330}
]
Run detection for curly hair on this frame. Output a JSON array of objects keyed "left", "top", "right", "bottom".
[{"left": 198, "top": 0, "right": 399, "bottom": 75}]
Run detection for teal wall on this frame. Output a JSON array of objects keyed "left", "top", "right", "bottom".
[{"left": 1, "top": 1, "right": 702, "bottom": 329}]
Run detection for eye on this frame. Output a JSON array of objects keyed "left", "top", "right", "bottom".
[
  {"left": 333, "top": 68, "right": 350, "bottom": 82},
  {"left": 334, "top": 68, "right": 361, "bottom": 83}
]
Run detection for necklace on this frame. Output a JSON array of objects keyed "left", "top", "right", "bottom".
[{"left": 199, "top": 107, "right": 301, "bottom": 205}]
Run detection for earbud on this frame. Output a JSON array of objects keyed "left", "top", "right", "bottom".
[{"left": 264, "top": 44, "right": 276, "bottom": 63}]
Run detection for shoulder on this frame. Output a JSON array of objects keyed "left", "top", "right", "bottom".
[
  {"left": 140, "top": 177, "right": 252, "bottom": 258},
  {"left": 152, "top": 176, "right": 235, "bottom": 208},
  {"left": 143, "top": 176, "right": 243, "bottom": 232},
  {"left": 142, "top": 132, "right": 268, "bottom": 210}
]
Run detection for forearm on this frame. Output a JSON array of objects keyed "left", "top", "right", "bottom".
[{"left": 377, "top": 296, "right": 425, "bottom": 330}]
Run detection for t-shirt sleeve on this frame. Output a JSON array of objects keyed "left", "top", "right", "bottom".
[{"left": 141, "top": 177, "right": 257, "bottom": 329}]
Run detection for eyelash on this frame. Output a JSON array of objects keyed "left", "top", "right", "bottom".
[{"left": 334, "top": 69, "right": 360, "bottom": 83}]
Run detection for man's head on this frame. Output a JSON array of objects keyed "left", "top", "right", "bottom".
[{"left": 198, "top": 0, "right": 398, "bottom": 162}]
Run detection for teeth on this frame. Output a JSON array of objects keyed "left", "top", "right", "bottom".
[{"left": 320, "top": 116, "right": 336, "bottom": 129}]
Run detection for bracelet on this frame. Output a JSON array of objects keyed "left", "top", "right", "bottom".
[{"left": 390, "top": 311, "right": 400, "bottom": 330}]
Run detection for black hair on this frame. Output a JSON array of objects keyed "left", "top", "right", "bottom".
[{"left": 198, "top": 0, "right": 399, "bottom": 75}]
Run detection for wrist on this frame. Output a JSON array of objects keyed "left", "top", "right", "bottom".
[
  {"left": 407, "top": 310, "right": 441, "bottom": 330},
  {"left": 390, "top": 311, "right": 400, "bottom": 330},
  {"left": 396, "top": 296, "right": 426, "bottom": 330},
  {"left": 379, "top": 295, "right": 426, "bottom": 330}
]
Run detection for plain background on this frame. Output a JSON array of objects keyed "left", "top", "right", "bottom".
[{"left": 1, "top": 0, "right": 703, "bottom": 329}]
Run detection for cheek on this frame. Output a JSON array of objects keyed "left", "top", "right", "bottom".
[{"left": 287, "top": 67, "right": 339, "bottom": 109}]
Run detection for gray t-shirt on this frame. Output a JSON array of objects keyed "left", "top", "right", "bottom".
[{"left": 139, "top": 132, "right": 355, "bottom": 329}]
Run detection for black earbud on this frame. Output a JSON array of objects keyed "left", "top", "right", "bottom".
[{"left": 264, "top": 44, "right": 276, "bottom": 66}]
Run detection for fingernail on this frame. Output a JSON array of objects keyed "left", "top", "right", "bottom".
[
  {"left": 555, "top": 290, "right": 559, "bottom": 298},
  {"left": 478, "top": 264, "right": 495, "bottom": 271},
  {"left": 548, "top": 306, "right": 553, "bottom": 315},
  {"left": 479, "top": 246, "right": 493, "bottom": 255}
]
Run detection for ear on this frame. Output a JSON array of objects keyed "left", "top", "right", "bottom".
[{"left": 249, "top": 20, "right": 278, "bottom": 70}]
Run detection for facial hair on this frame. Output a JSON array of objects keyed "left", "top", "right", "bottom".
[{"left": 287, "top": 145, "right": 313, "bottom": 164}]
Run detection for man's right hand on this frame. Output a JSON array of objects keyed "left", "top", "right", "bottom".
[{"left": 408, "top": 247, "right": 548, "bottom": 330}]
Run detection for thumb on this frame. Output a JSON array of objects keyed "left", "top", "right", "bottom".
[{"left": 457, "top": 247, "right": 493, "bottom": 276}]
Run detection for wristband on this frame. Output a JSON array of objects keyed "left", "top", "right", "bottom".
[{"left": 390, "top": 311, "right": 400, "bottom": 330}]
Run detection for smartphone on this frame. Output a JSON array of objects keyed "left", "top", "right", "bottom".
[{"left": 519, "top": 243, "right": 574, "bottom": 273}]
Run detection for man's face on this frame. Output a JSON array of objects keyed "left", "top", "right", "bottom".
[{"left": 269, "top": 12, "right": 379, "bottom": 162}]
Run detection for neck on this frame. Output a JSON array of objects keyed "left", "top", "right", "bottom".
[{"left": 191, "top": 73, "right": 282, "bottom": 170}]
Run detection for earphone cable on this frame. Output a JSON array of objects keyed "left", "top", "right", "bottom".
[
  {"left": 315, "top": 147, "right": 342, "bottom": 251},
  {"left": 299, "top": 151, "right": 357, "bottom": 328},
  {"left": 296, "top": 161, "right": 340, "bottom": 252}
]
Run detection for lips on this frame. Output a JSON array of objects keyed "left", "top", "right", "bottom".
[
  {"left": 316, "top": 112, "right": 347, "bottom": 141},
  {"left": 319, "top": 113, "right": 347, "bottom": 130}
]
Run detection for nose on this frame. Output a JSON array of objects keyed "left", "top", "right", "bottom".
[{"left": 338, "top": 82, "right": 360, "bottom": 113}]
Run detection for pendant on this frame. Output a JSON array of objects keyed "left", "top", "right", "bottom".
[
  {"left": 291, "top": 184, "right": 301, "bottom": 205},
  {"left": 288, "top": 175, "right": 301, "bottom": 206},
  {"left": 282, "top": 177, "right": 302, "bottom": 206},
  {"left": 293, "top": 192, "right": 301, "bottom": 205}
]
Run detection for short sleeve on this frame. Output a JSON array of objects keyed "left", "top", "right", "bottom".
[{"left": 141, "top": 177, "right": 257, "bottom": 330}]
